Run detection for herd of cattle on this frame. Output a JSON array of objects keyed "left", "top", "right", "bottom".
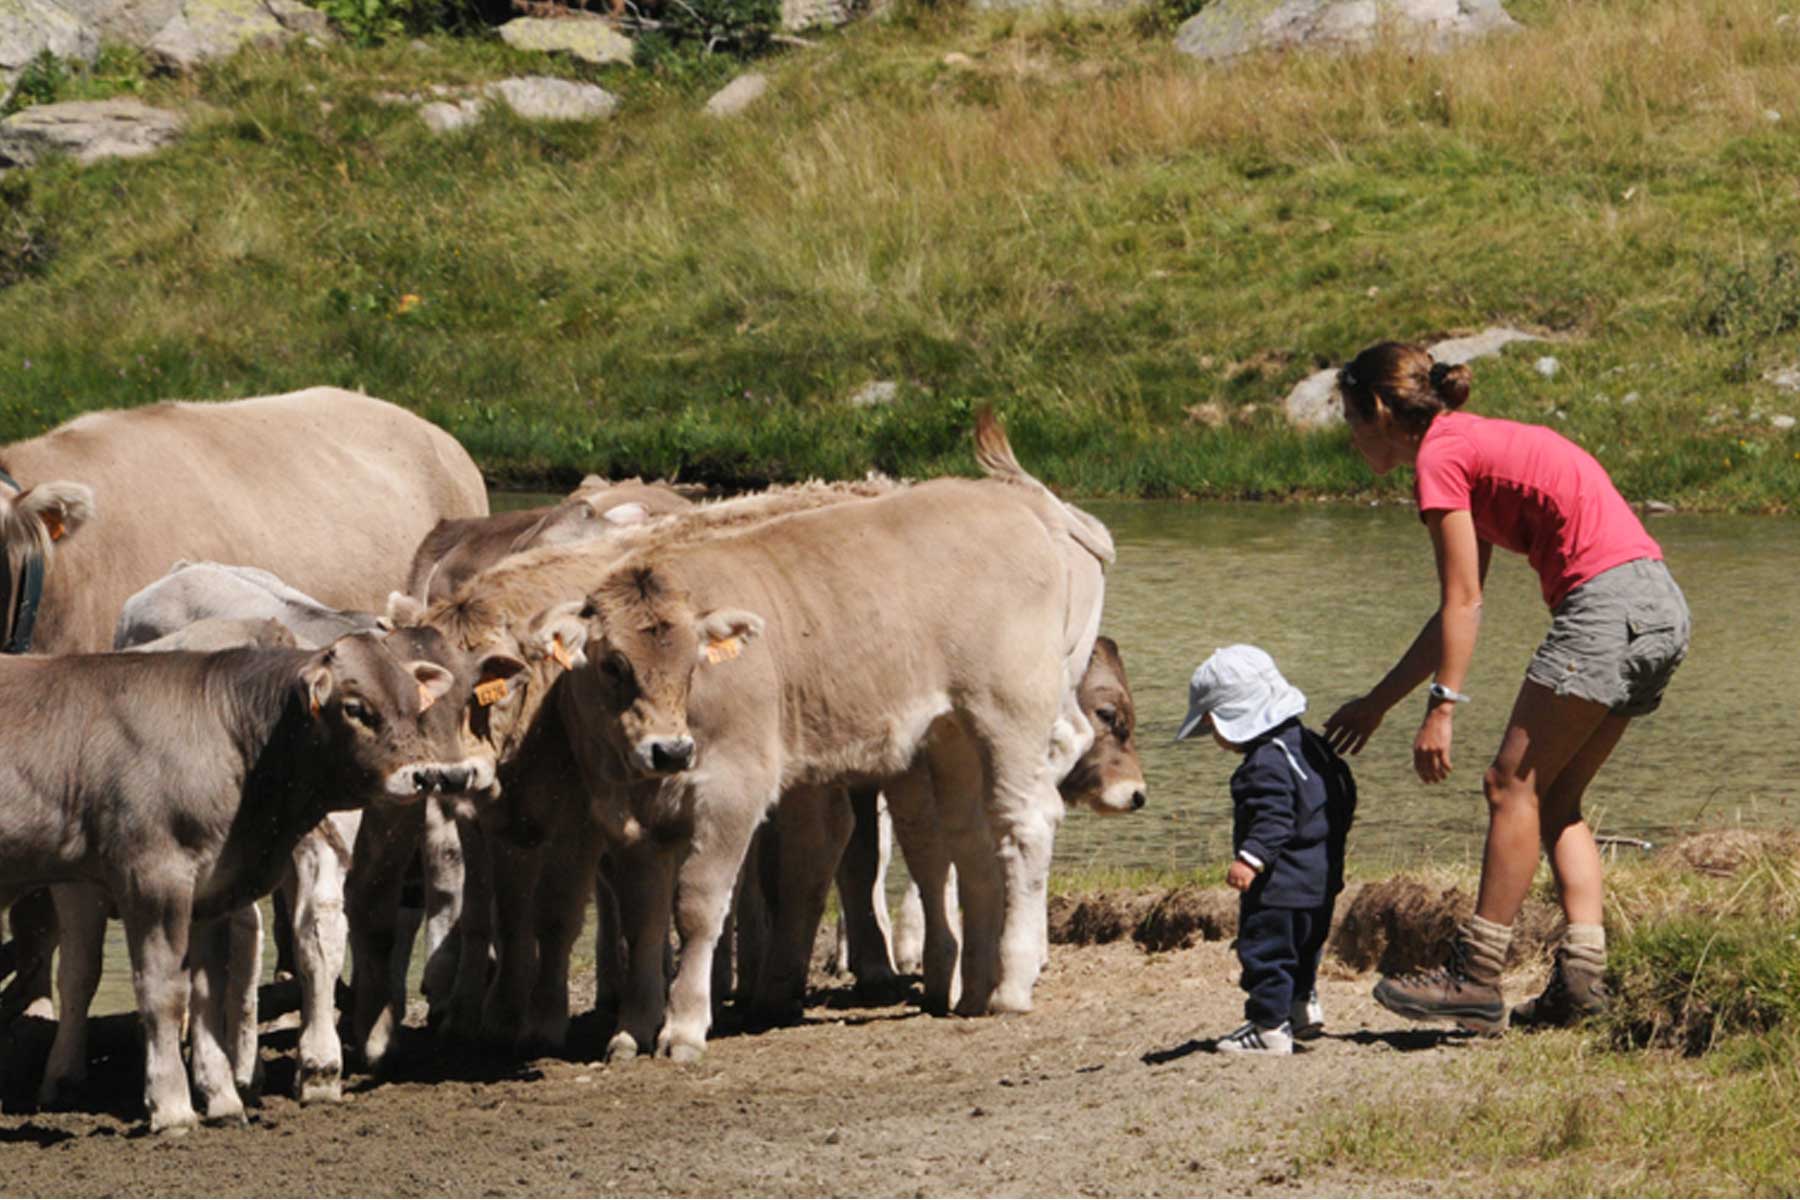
[{"left": 0, "top": 388, "right": 1146, "bottom": 1134}]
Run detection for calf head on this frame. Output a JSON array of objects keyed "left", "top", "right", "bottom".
[
  {"left": 0, "top": 472, "right": 94, "bottom": 653},
  {"left": 395, "top": 591, "right": 577, "bottom": 772},
  {"left": 1058, "top": 636, "right": 1147, "bottom": 814},
  {"left": 297, "top": 632, "right": 473, "bottom": 801},
  {"left": 573, "top": 563, "right": 763, "bottom": 779}
]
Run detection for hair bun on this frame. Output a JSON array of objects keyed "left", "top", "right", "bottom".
[
  {"left": 1428, "top": 361, "right": 1450, "bottom": 388},
  {"left": 1428, "top": 359, "right": 1472, "bottom": 409}
]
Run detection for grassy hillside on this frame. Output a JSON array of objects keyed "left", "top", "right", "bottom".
[{"left": 2, "top": 0, "right": 1799, "bottom": 509}]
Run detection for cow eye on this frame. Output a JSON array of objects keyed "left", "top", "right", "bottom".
[
  {"left": 601, "top": 653, "right": 632, "bottom": 682},
  {"left": 343, "top": 698, "right": 379, "bottom": 730},
  {"left": 1094, "top": 706, "right": 1117, "bottom": 727}
]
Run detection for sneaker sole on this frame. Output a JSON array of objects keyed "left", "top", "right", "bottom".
[{"left": 1373, "top": 982, "right": 1508, "bottom": 1036}]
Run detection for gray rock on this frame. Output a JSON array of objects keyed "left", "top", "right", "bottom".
[
  {"left": 1534, "top": 355, "right": 1559, "bottom": 378},
  {"left": 1, "top": 0, "right": 98, "bottom": 106},
  {"left": 0, "top": 96, "right": 184, "bottom": 166},
  {"left": 1772, "top": 414, "right": 1797, "bottom": 431},
  {"left": 1282, "top": 367, "right": 1341, "bottom": 428},
  {"left": 972, "top": 0, "right": 1136, "bottom": 11},
  {"left": 419, "top": 97, "right": 482, "bottom": 134},
  {"left": 1176, "top": 0, "right": 1518, "bottom": 63},
  {"left": 1764, "top": 366, "right": 1800, "bottom": 392},
  {"left": 1426, "top": 325, "right": 1539, "bottom": 365},
  {"left": 781, "top": 0, "right": 850, "bottom": 29},
  {"left": 487, "top": 75, "right": 618, "bottom": 121},
  {"left": 849, "top": 380, "right": 899, "bottom": 408},
  {"left": 147, "top": 0, "right": 326, "bottom": 73},
  {"left": 33, "top": 0, "right": 173, "bottom": 47},
  {"left": 704, "top": 72, "right": 766, "bottom": 118},
  {"left": 497, "top": 16, "right": 632, "bottom": 65}
]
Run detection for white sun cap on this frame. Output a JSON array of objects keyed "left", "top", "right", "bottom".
[{"left": 1175, "top": 644, "right": 1307, "bottom": 744}]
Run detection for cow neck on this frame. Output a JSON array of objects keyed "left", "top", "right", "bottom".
[{"left": 0, "top": 464, "right": 45, "bottom": 656}]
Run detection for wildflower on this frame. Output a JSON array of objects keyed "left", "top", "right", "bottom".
[{"left": 396, "top": 293, "right": 422, "bottom": 316}]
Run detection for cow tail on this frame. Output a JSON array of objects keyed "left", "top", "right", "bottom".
[{"left": 973, "top": 408, "right": 1115, "bottom": 567}]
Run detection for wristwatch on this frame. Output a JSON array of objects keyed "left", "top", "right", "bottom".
[{"left": 1428, "top": 682, "right": 1471, "bottom": 705}]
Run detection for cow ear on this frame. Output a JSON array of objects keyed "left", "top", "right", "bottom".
[
  {"left": 409, "top": 661, "right": 455, "bottom": 712},
  {"left": 694, "top": 608, "right": 764, "bottom": 665},
  {"left": 385, "top": 591, "right": 426, "bottom": 629},
  {"left": 526, "top": 600, "right": 591, "bottom": 670},
  {"left": 14, "top": 481, "right": 95, "bottom": 547},
  {"left": 472, "top": 651, "right": 528, "bottom": 708},
  {"left": 300, "top": 659, "right": 335, "bottom": 718}
]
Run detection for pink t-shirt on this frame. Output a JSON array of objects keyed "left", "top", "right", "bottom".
[{"left": 1413, "top": 411, "right": 1662, "bottom": 609}]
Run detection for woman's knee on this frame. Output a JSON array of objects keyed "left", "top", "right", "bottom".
[{"left": 1482, "top": 763, "right": 1535, "bottom": 813}]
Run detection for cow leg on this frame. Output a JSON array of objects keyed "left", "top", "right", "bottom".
[
  {"left": 659, "top": 793, "right": 769, "bottom": 1062},
  {"left": 224, "top": 903, "right": 264, "bottom": 1099},
  {"left": 0, "top": 889, "right": 57, "bottom": 1023},
  {"left": 893, "top": 879, "right": 924, "bottom": 975},
  {"left": 605, "top": 840, "right": 679, "bottom": 1062},
  {"left": 290, "top": 830, "right": 349, "bottom": 1102},
  {"left": 835, "top": 787, "right": 900, "bottom": 996},
  {"left": 983, "top": 756, "right": 1063, "bottom": 1016},
  {"left": 525, "top": 835, "right": 597, "bottom": 1054},
  {"left": 445, "top": 809, "right": 495, "bottom": 1042},
  {"left": 924, "top": 732, "right": 1007, "bottom": 1017},
  {"left": 481, "top": 829, "right": 542, "bottom": 1050},
  {"left": 186, "top": 914, "right": 246, "bottom": 1126},
  {"left": 753, "top": 785, "right": 853, "bottom": 1024},
  {"left": 120, "top": 886, "right": 199, "bottom": 1134},
  {"left": 419, "top": 796, "right": 464, "bottom": 1018},
  {"left": 730, "top": 826, "right": 775, "bottom": 1011},
  {"left": 39, "top": 884, "right": 107, "bottom": 1108},
  {"left": 593, "top": 853, "right": 625, "bottom": 1014},
  {"left": 884, "top": 767, "right": 962, "bottom": 1014},
  {"left": 270, "top": 885, "right": 298, "bottom": 981},
  {"left": 346, "top": 804, "right": 422, "bottom": 1071}
]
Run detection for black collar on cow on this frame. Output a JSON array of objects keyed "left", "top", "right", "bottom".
[{"left": 0, "top": 465, "right": 46, "bottom": 655}]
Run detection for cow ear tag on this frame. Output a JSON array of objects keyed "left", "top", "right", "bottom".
[
  {"left": 309, "top": 693, "right": 322, "bottom": 718},
  {"left": 474, "top": 679, "right": 510, "bottom": 707},
  {"left": 42, "top": 511, "right": 65, "bottom": 542},
  {"left": 550, "top": 635, "right": 575, "bottom": 671},
  {"left": 704, "top": 635, "right": 742, "bottom": 665},
  {"left": 417, "top": 682, "right": 437, "bottom": 713}
]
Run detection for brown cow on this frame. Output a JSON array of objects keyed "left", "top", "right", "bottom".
[
  {"left": 432, "top": 418, "right": 1111, "bottom": 1061},
  {"left": 0, "top": 635, "right": 486, "bottom": 1133},
  {"left": 0, "top": 388, "right": 486, "bottom": 1018}
]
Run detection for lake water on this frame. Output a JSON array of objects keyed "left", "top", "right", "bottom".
[{"left": 73, "top": 495, "right": 1799, "bottom": 1013}]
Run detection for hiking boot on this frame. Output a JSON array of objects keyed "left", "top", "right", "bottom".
[
  {"left": 1511, "top": 949, "right": 1609, "bottom": 1030},
  {"left": 1289, "top": 987, "right": 1325, "bottom": 1040},
  {"left": 1216, "top": 1020, "right": 1293, "bottom": 1055},
  {"left": 1372, "top": 938, "right": 1508, "bottom": 1035}
]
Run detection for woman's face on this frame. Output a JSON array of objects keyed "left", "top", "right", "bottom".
[{"left": 1344, "top": 394, "right": 1403, "bottom": 475}]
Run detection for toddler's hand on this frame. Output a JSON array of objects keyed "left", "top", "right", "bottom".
[{"left": 1226, "top": 860, "right": 1257, "bottom": 891}]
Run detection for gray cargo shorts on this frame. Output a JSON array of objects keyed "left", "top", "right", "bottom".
[{"left": 1525, "top": 558, "right": 1691, "bottom": 717}]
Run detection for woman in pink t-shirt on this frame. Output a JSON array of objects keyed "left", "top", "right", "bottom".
[{"left": 1322, "top": 341, "right": 1690, "bottom": 1035}]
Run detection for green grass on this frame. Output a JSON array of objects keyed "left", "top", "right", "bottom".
[{"left": 3, "top": 1, "right": 1800, "bottom": 507}]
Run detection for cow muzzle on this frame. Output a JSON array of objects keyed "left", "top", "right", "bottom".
[
  {"left": 387, "top": 758, "right": 498, "bottom": 798},
  {"left": 633, "top": 735, "right": 696, "bottom": 776},
  {"left": 1096, "top": 778, "right": 1149, "bottom": 814}
]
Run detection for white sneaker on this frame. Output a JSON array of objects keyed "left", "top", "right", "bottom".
[
  {"left": 1216, "top": 1020, "right": 1293, "bottom": 1055},
  {"left": 1290, "top": 988, "right": 1325, "bottom": 1040}
]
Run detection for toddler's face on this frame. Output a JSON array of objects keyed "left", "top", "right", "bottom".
[{"left": 1198, "top": 714, "right": 1240, "bottom": 753}]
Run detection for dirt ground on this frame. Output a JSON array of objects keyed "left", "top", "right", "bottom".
[{"left": 0, "top": 900, "right": 1525, "bottom": 1200}]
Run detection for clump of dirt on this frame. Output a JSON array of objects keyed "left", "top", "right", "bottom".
[
  {"left": 1047, "top": 891, "right": 1160, "bottom": 944},
  {"left": 1664, "top": 829, "right": 1800, "bottom": 877},
  {"left": 1329, "top": 877, "right": 1561, "bottom": 974},
  {"left": 1133, "top": 886, "right": 1238, "bottom": 952}
]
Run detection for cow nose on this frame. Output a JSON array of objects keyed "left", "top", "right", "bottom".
[
  {"left": 650, "top": 737, "right": 695, "bottom": 773},
  {"left": 438, "top": 765, "right": 473, "bottom": 793},
  {"left": 412, "top": 767, "right": 439, "bottom": 793},
  {"left": 1129, "top": 789, "right": 1147, "bottom": 811}
]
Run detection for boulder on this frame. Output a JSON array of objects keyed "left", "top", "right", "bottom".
[
  {"left": 419, "top": 97, "right": 482, "bottom": 134},
  {"left": 48, "top": 0, "right": 180, "bottom": 45},
  {"left": 0, "top": 96, "right": 185, "bottom": 167},
  {"left": 1176, "top": 0, "right": 1518, "bottom": 63},
  {"left": 147, "top": 0, "right": 325, "bottom": 73},
  {"left": 487, "top": 75, "right": 618, "bottom": 121},
  {"left": 780, "top": 0, "right": 850, "bottom": 29},
  {"left": 704, "top": 72, "right": 766, "bottom": 118},
  {"left": 848, "top": 380, "right": 899, "bottom": 408},
  {"left": 1, "top": 0, "right": 98, "bottom": 107},
  {"left": 497, "top": 15, "right": 632, "bottom": 66},
  {"left": 1427, "top": 325, "right": 1539, "bottom": 365}
]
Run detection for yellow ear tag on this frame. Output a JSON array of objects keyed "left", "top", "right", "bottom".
[
  {"left": 417, "top": 681, "right": 437, "bottom": 713},
  {"left": 43, "top": 511, "right": 65, "bottom": 542},
  {"left": 474, "top": 678, "right": 510, "bottom": 707},
  {"left": 549, "top": 635, "right": 575, "bottom": 671},
  {"left": 705, "top": 635, "right": 742, "bottom": 665},
  {"left": 309, "top": 693, "right": 321, "bottom": 718}
]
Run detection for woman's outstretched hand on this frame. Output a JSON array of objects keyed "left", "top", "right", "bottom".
[
  {"left": 1413, "top": 706, "right": 1455, "bottom": 783},
  {"left": 1324, "top": 694, "right": 1385, "bottom": 756}
]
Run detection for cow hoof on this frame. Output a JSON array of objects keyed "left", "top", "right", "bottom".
[
  {"left": 148, "top": 1106, "right": 199, "bottom": 1137},
  {"left": 990, "top": 985, "right": 1034, "bottom": 1015},
  {"left": 603, "top": 1032, "right": 640, "bottom": 1063},
  {"left": 665, "top": 1042, "right": 704, "bottom": 1064},
  {"left": 37, "top": 1076, "right": 84, "bottom": 1112},
  {"left": 297, "top": 1070, "right": 343, "bottom": 1105},
  {"left": 203, "top": 1096, "right": 247, "bottom": 1127}
]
